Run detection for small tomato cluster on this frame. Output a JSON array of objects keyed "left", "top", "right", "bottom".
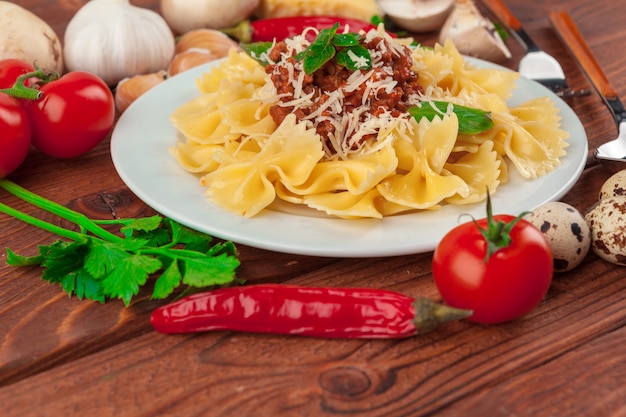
[{"left": 0, "top": 58, "right": 115, "bottom": 178}]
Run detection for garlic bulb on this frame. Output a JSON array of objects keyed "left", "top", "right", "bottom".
[{"left": 64, "top": 0, "right": 175, "bottom": 86}]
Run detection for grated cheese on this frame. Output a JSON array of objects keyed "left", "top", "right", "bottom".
[{"left": 263, "top": 26, "right": 423, "bottom": 160}]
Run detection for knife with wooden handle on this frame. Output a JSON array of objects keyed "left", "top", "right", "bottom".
[{"left": 550, "top": 11, "right": 626, "bottom": 169}]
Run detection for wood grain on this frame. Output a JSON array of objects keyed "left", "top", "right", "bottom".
[{"left": 1, "top": 0, "right": 626, "bottom": 416}]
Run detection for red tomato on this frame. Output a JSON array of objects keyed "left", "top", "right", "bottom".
[
  {"left": 432, "top": 214, "right": 553, "bottom": 324},
  {"left": 0, "top": 59, "right": 35, "bottom": 89},
  {"left": 26, "top": 71, "right": 115, "bottom": 159},
  {"left": 0, "top": 93, "right": 31, "bottom": 178}
]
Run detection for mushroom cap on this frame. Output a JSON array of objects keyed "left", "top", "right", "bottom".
[
  {"left": 438, "top": 0, "right": 511, "bottom": 62},
  {"left": 378, "top": 0, "right": 455, "bottom": 33}
]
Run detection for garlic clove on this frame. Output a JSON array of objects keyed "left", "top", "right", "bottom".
[
  {"left": 115, "top": 70, "right": 167, "bottom": 113},
  {"left": 64, "top": 0, "right": 176, "bottom": 86},
  {"left": 168, "top": 48, "right": 220, "bottom": 77},
  {"left": 175, "top": 28, "right": 242, "bottom": 56},
  {"left": 378, "top": 0, "right": 455, "bottom": 33},
  {"left": 439, "top": 0, "right": 511, "bottom": 63}
]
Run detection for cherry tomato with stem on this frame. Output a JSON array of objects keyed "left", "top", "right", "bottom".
[
  {"left": 0, "top": 93, "right": 31, "bottom": 178},
  {"left": 432, "top": 195, "right": 553, "bottom": 324},
  {"left": 25, "top": 71, "right": 115, "bottom": 159}
]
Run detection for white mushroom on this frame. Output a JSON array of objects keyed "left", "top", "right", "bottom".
[
  {"left": 378, "top": 0, "right": 455, "bottom": 33},
  {"left": 438, "top": 0, "right": 511, "bottom": 63},
  {"left": 0, "top": 1, "right": 64, "bottom": 73}
]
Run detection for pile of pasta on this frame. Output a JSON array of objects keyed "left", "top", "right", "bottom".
[{"left": 170, "top": 40, "right": 569, "bottom": 219}]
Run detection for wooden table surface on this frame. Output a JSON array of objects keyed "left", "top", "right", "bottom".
[{"left": 2, "top": 0, "right": 625, "bottom": 416}]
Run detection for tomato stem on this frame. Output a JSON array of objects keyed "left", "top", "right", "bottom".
[
  {"left": 0, "top": 69, "right": 60, "bottom": 101},
  {"left": 475, "top": 192, "right": 528, "bottom": 261}
]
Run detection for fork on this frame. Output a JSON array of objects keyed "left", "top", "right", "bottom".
[
  {"left": 480, "top": 0, "right": 582, "bottom": 97},
  {"left": 550, "top": 11, "right": 626, "bottom": 172}
]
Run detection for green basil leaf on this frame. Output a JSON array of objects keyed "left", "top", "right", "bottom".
[
  {"left": 332, "top": 32, "right": 361, "bottom": 47},
  {"left": 408, "top": 101, "right": 494, "bottom": 135},
  {"left": 336, "top": 45, "right": 372, "bottom": 71},
  {"left": 303, "top": 43, "right": 336, "bottom": 74}
]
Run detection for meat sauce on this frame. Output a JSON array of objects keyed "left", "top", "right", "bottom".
[{"left": 265, "top": 35, "right": 424, "bottom": 154}]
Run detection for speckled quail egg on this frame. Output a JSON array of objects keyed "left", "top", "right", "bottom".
[
  {"left": 526, "top": 202, "right": 591, "bottom": 273},
  {"left": 599, "top": 169, "right": 626, "bottom": 200},
  {"left": 585, "top": 196, "right": 626, "bottom": 266}
]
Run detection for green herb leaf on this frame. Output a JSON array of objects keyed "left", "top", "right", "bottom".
[
  {"left": 0, "top": 179, "right": 241, "bottom": 306},
  {"left": 62, "top": 268, "right": 105, "bottom": 303},
  {"left": 493, "top": 22, "right": 509, "bottom": 41},
  {"left": 85, "top": 239, "right": 127, "bottom": 279},
  {"left": 297, "top": 23, "right": 373, "bottom": 74},
  {"left": 152, "top": 260, "right": 183, "bottom": 299},
  {"left": 40, "top": 240, "right": 90, "bottom": 284},
  {"left": 336, "top": 45, "right": 371, "bottom": 70},
  {"left": 6, "top": 248, "right": 43, "bottom": 266},
  {"left": 407, "top": 101, "right": 494, "bottom": 135},
  {"left": 302, "top": 42, "right": 336, "bottom": 74},
  {"left": 370, "top": 15, "right": 385, "bottom": 26},
  {"left": 316, "top": 23, "right": 339, "bottom": 44},
  {"left": 101, "top": 253, "right": 162, "bottom": 306},
  {"left": 240, "top": 42, "right": 274, "bottom": 66},
  {"left": 332, "top": 32, "right": 361, "bottom": 47},
  {"left": 120, "top": 215, "right": 162, "bottom": 235}
]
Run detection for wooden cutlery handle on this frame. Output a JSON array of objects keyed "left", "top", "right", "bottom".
[
  {"left": 481, "top": 0, "right": 522, "bottom": 30},
  {"left": 549, "top": 11, "right": 618, "bottom": 100}
]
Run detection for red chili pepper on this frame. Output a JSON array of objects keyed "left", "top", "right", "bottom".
[
  {"left": 223, "top": 16, "right": 395, "bottom": 43},
  {"left": 252, "top": 16, "right": 383, "bottom": 42},
  {"left": 150, "top": 284, "right": 472, "bottom": 338}
]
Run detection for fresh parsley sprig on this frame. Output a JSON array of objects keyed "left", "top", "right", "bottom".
[
  {"left": 408, "top": 101, "right": 494, "bottom": 135},
  {"left": 297, "top": 23, "right": 372, "bottom": 74},
  {"left": 0, "top": 179, "right": 240, "bottom": 306}
]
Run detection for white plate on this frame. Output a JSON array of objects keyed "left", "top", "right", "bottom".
[{"left": 111, "top": 58, "right": 588, "bottom": 258}]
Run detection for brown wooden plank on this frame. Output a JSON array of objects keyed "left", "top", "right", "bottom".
[
  {"left": 1, "top": 252, "right": 624, "bottom": 416},
  {"left": 2, "top": 0, "right": 626, "bottom": 416}
]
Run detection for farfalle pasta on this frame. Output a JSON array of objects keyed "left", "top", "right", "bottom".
[{"left": 170, "top": 27, "right": 569, "bottom": 219}]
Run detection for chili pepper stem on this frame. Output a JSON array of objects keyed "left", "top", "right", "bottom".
[
  {"left": 413, "top": 297, "right": 473, "bottom": 333},
  {"left": 219, "top": 20, "right": 253, "bottom": 43}
]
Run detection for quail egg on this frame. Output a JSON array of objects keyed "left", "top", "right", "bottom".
[
  {"left": 585, "top": 196, "right": 626, "bottom": 266},
  {"left": 599, "top": 169, "right": 626, "bottom": 200},
  {"left": 526, "top": 202, "right": 591, "bottom": 273}
]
